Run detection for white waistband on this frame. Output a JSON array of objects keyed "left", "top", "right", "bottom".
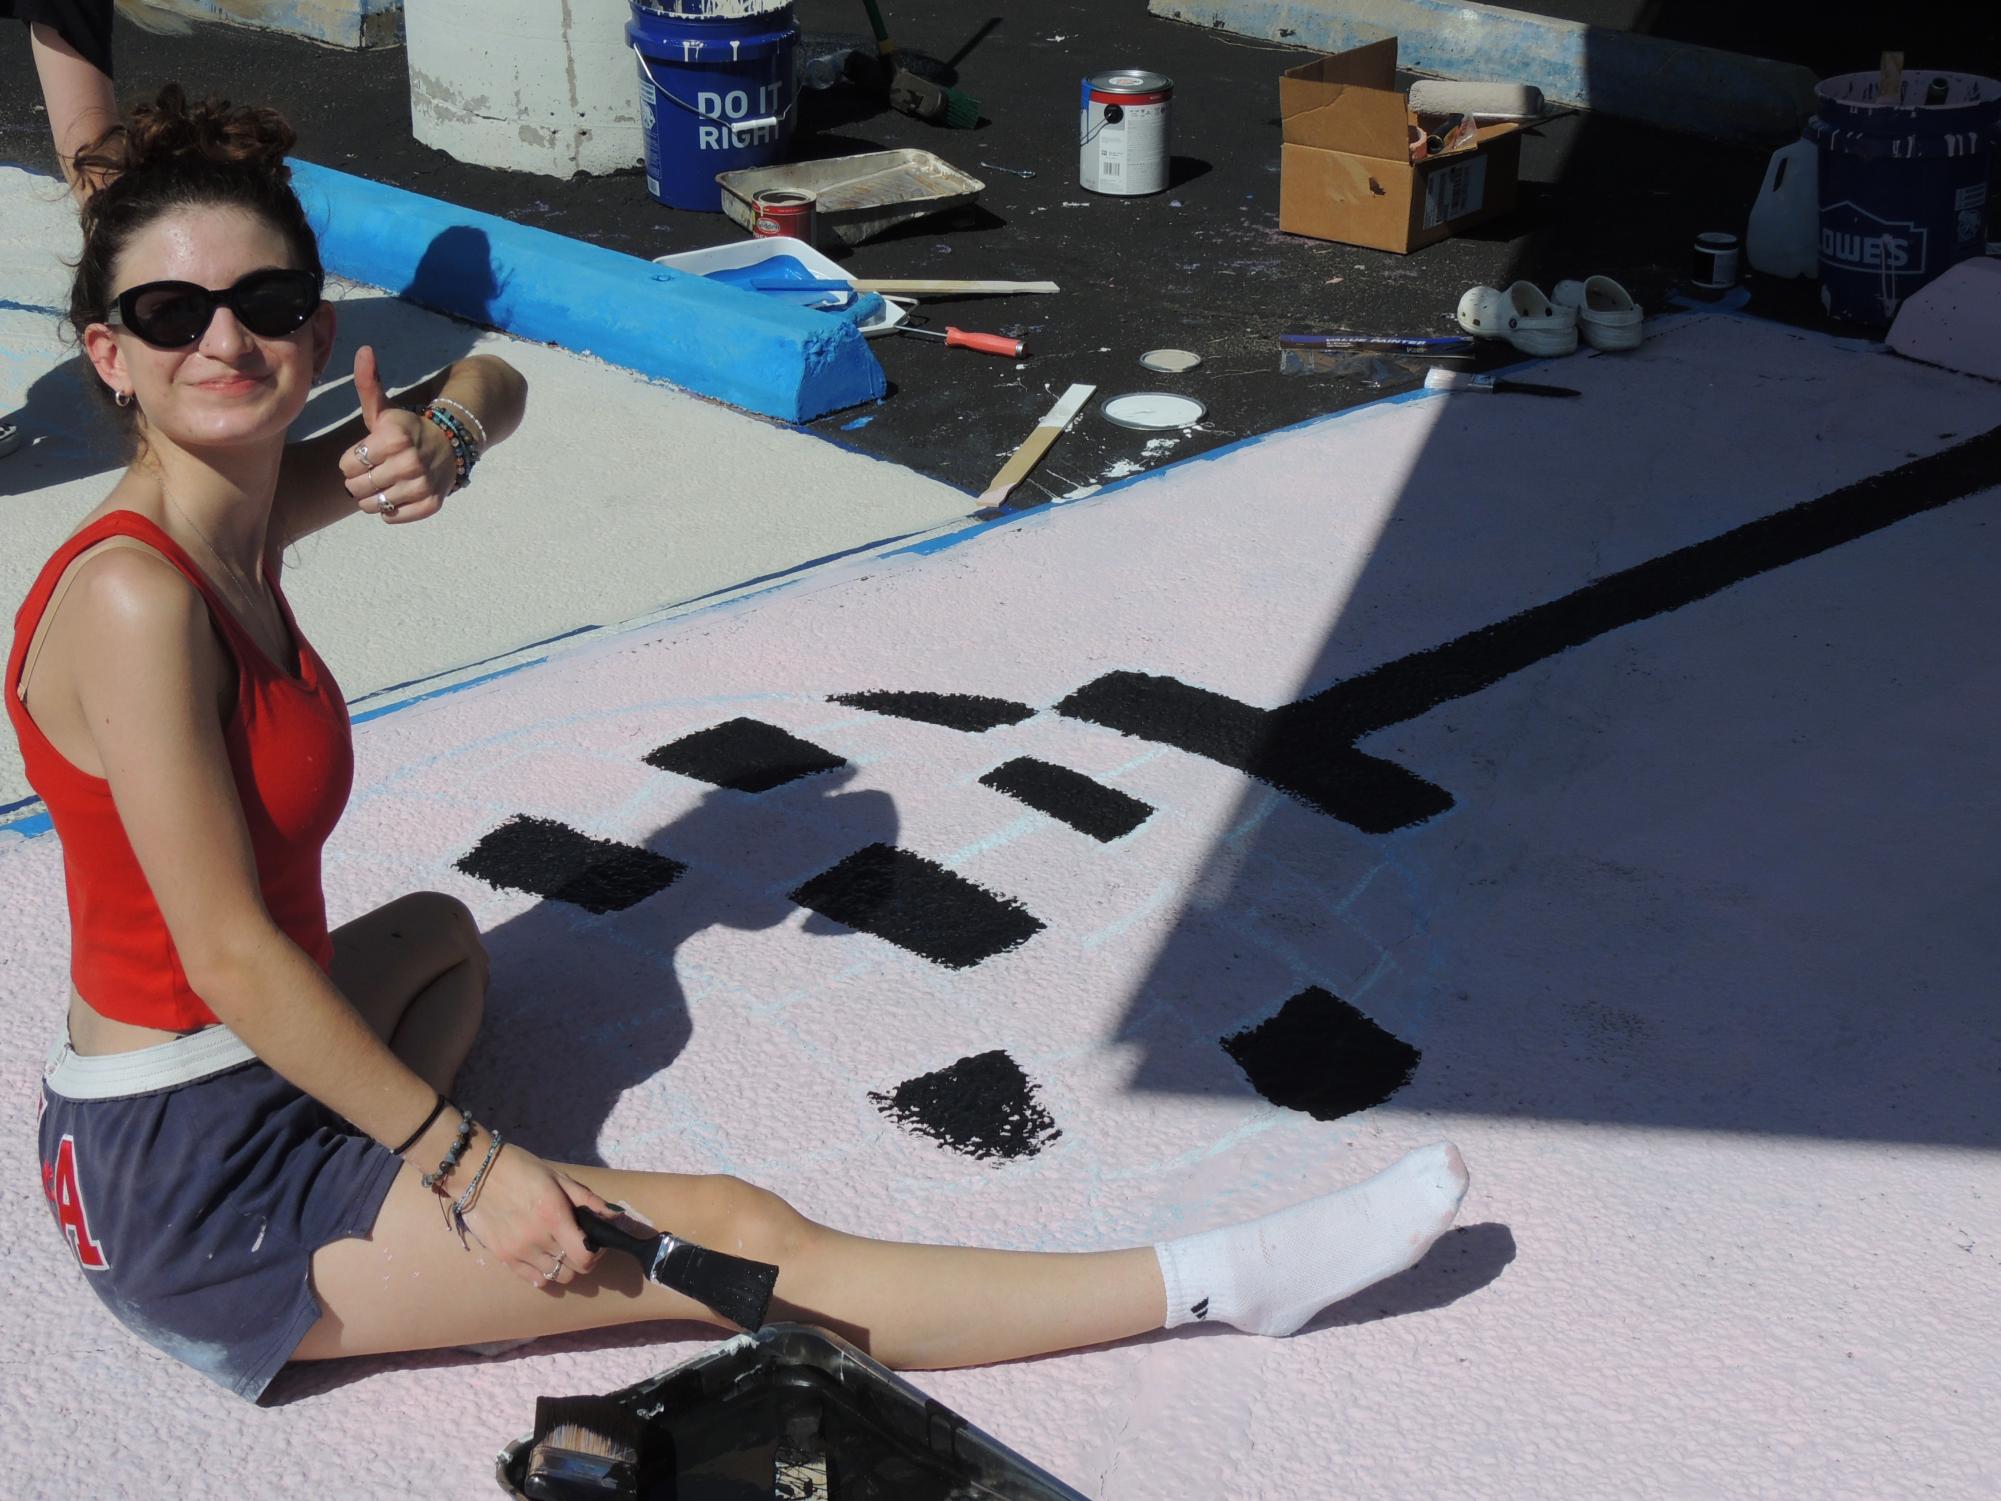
[{"left": 43, "top": 1025, "right": 259, "bottom": 1100}]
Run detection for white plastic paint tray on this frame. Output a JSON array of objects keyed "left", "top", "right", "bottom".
[
  {"left": 652, "top": 236, "right": 907, "bottom": 337},
  {"left": 495, "top": 1323, "right": 1089, "bottom": 1500},
  {"left": 717, "top": 149, "right": 986, "bottom": 246}
]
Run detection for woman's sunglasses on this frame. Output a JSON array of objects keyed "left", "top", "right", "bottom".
[{"left": 106, "top": 268, "right": 323, "bottom": 350}]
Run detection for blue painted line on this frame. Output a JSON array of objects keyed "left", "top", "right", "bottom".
[
  {"left": 0, "top": 298, "right": 63, "bottom": 317},
  {"left": 841, "top": 415, "right": 874, "bottom": 431},
  {"left": 0, "top": 793, "right": 42, "bottom": 817},
  {"left": 1, "top": 809, "right": 52, "bottom": 838},
  {"left": 349, "top": 625, "right": 599, "bottom": 707},
  {"left": 288, "top": 160, "right": 884, "bottom": 424},
  {"left": 349, "top": 659, "right": 547, "bottom": 725}
]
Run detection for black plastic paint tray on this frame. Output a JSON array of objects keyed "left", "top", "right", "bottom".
[{"left": 495, "top": 1323, "right": 1089, "bottom": 1500}]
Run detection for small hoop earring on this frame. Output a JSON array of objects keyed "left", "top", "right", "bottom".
[{"left": 113, "top": 390, "right": 132, "bottom": 408}]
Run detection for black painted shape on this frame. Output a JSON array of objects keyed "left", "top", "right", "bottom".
[
  {"left": 644, "top": 716, "right": 846, "bottom": 793},
  {"left": 789, "top": 842, "right": 1044, "bottom": 969},
  {"left": 1060, "top": 425, "right": 2001, "bottom": 830},
  {"left": 869, "top": 1049, "right": 1062, "bottom": 1162},
  {"left": 1222, "top": 986, "right": 1421, "bottom": 1121},
  {"left": 1056, "top": 674, "right": 1451, "bottom": 833},
  {"left": 831, "top": 689, "right": 1035, "bottom": 732},
  {"left": 456, "top": 814, "right": 686, "bottom": 914},
  {"left": 978, "top": 756, "right": 1154, "bottom": 842}
]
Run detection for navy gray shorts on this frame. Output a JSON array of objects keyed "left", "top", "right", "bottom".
[{"left": 38, "top": 1026, "right": 404, "bottom": 1401}]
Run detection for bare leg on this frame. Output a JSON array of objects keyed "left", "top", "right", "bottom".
[
  {"left": 329, "top": 891, "right": 488, "bottom": 1093},
  {"left": 299, "top": 1163, "right": 1166, "bottom": 1370},
  {"left": 27, "top": 23, "right": 116, "bottom": 204}
]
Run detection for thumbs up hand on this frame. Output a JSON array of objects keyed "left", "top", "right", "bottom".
[{"left": 335, "top": 346, "right": 460, "bottom": 524}]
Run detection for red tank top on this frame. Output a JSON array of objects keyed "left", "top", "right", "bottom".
[{"left": 5, "top": 511, "right": 353, "bottom": 1030}]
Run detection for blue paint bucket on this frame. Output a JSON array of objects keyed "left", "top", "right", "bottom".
[
  {"left": 1806, "top": 69, "right": 2001, "bottom": 323},
  {"left": 626, "top": 0, "right": 798, "bottom": 212}
]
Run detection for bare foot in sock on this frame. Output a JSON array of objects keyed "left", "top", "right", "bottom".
[{"left": 1154, "top": 1141, "right": 1470, "bottom": 1336}]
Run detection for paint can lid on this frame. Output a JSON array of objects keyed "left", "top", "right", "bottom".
[
  {"left": 1138, "top": 348, "right": 1202, "bottom": 373},
  {"left": 1087, "top": 69, "right": 1174, "bottom": 95},
  {"left": 1101, "top": 391, "right": 1206, "bottom": 430}
]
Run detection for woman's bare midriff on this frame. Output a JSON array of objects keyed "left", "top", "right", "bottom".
[{"left": 67, "top": 987, "right": 206, "bottom": 1056}]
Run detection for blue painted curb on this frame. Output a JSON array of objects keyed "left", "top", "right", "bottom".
[
  {"left": 1149, "top": 0, "right": 1820, "bottom": 141},
  {"left": 288, "top": 160, "right": 885, "bottom": 423}
]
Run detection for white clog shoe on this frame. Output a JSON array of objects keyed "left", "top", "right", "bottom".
[
  {"left": 1552, "top": 275, "right": 1644, "bottom": 351},
  {"left": 1455, "top": 281, "right": 1579, "bottom": 356}
]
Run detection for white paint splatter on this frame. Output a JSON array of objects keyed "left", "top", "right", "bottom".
[
  {"left": 249, "top": 1221, "right": 266, "bottom": 1253},
  {"left": 1101, "top": 459, "right": 1145, "bottom": 479}
]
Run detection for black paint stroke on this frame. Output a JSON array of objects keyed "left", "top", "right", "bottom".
[
  {"left": 1222, "top": 986, "right": 1421, "bottom": 1121},
  {"left": 456, "top": 814, "right": 686, "bottom": 914},
  {"left": 870, "top": 1049, "right": 1062, "bottom": 1162},
  {"left": 1059, "top": 425, "right": 2001, "bottom": 830},
  {"left": 979, "top": 756, "right": 1154, "bottom": 842},
  {"left": 644, "top": 717, "right": 846, "bottom": 793},
  {"left": 790, "top": 842, "right": 1044, "bottom": 968},
  {"left": 831, "top": 689, "right": 1036, "bottom": 732}
]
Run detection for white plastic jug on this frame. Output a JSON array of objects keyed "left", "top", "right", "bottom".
[{"left": 1746, "top": 139, "right": 1819, "bottom": 279}]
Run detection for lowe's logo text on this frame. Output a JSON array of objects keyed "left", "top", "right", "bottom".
[{"left": 1820, "top": 202, "right": 1929, "bottom": 275}]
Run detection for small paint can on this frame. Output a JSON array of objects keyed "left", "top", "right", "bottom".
[
  {"left": 1080, "top": 69, "right": 1173, "bottom": 197},
  {"left": 751, "top": 188, "right": 817, "bottom": 245},
  {"left": 1692, "top": 230, "right": 1741, "bottom": 290}
]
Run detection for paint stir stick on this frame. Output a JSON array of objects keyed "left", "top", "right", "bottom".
[{"left": 976, "top": 384, "right": 1095, "bottom": 516}]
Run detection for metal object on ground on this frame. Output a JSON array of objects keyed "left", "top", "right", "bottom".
[
  {"left": 718, "top": 148, "right": 985, "bottom": 246},
  {"left": 1080, "top": 69, "right": 1173, "bottom": 196},
  {"left": 1101, "top": 391, "right": 1206, "bottom": 429},
  {"left": 981, "top": 160, "right": 1039, "bottom": 178},
  {"left": 1692, "top": 230, "right": 1742, "bottom": 290},
  {"left": 1139, "top": 348, "right": 1201, "bottom": 372},
  {"left": 750, "top": 188, "right": 816, "bottom": 244},
  {"left": 496, "top": 1324, "right": 1091, "bottom": 1500}
]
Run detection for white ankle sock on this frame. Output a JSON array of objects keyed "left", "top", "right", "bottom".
[{"left": 1154, "top": 1142, "right": 1469, "bottom": 1336}]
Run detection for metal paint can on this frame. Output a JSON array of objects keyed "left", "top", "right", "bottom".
[
  {"left": 751, "top": 188, "right": 817, "bottom": 244},
  {"left": 1691, "top": 230, "right": 1741, "bottom": 291},
  {"left": 1079, "top": 69, "right": 1173, "bottom": 196}
]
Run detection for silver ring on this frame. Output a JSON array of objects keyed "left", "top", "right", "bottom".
[
  {"left": 547, "top": 1253, "right": 566, "bottom": 1279},
  {"left": 375, "top": 491, "right": 398, "bottom": 518},
  {"left": 355, "top": 441, "right": 374, "bottom": 468}
]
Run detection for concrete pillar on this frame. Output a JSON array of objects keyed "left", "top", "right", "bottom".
[{"left": 406, "top": 0, "right": 644, "bottom": 178}]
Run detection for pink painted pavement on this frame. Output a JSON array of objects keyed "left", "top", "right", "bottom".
[{"left": 5, "top": 314, "right": 1998, "bottom": 1497}]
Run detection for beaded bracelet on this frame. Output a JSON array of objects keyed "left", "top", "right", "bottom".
[
  {"left": 419, "top": 1106, "right": 475, "bottom": 1193},
  {"left": 447, "top": 1131, "right": 506, "bottom": 1248},
  {"left": 390, "top": 1093, "right": 448, "bottom": 1156},
  {"left": 430, "top": 395, "right": 488, "bottom": 449},
  {"left": 421, "top": 401, "right": 481, "bottom": 492}
]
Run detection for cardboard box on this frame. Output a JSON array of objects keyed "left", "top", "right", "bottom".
[{"left": 1279, "top": 38, "right": 1522, "bottom": 254}]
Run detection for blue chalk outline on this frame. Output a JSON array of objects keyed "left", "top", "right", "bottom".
[{"left": 288, "top": 160, "right": 884, "bottom": 424}]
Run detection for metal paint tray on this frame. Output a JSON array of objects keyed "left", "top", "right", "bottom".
[
  {"left": 495, "top": 1323, "right": 1089, "bottom": 1500},
  {"left": 718, "top": 150, "right": 986, "bottom": 246}
]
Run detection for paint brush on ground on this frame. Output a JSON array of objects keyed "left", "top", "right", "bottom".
[
  {"left": 976, "top": 383, "right": 1096, "bottom": 515},
  {"left": 1423, "top": 367, "right": 1581, "bottom": 397},
  {"left": 859, "top": 0, "right": 980, "bottom": 128},
  {"left": 522, "top": 1395, "right": 644, "bottom": 1501},
  {"left": 575, "top": 1207, "right": 778, "bottom": 1330}
]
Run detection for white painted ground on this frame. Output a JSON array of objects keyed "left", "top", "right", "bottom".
[
  {"left": 4, "top": 311, "right": 1996, "bottom": 1498},
  {"left": 0, "top": 164, "right": 970, "bottom": 811}
]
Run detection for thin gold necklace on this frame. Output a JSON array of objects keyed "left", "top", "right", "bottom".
[{"left": 160, "top": 491, "right": 271, "bottom": 624}]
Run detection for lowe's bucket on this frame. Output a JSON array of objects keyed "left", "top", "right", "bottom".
[
  {"left": 1806, "top": 69, "right": 2001, "bottom": 323},
  {"left": 628, "top": 0, "right": 798, "bottom": 212}
]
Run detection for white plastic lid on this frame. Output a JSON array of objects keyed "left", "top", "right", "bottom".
[{"left": 1101, "top": 392, "right": 1207, "bottom": 430}]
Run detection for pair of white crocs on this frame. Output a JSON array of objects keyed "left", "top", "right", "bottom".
[{"left": 1455, "top": 276, "right": 1643, "bottom": 355}]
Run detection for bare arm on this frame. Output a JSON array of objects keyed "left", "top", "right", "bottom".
[
  {"left": 27, "top": 22, "right": 116, "bottom": 205},
  {"left": 275, "top": 347, "right": 528, "bottom": 548},
  {"left": 70, "top": 550, "right": 593, "bottom": 1282}
]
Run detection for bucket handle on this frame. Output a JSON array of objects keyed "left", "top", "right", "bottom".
[{"left": 631, "top": 44, "right": 797, "bottom": 138}]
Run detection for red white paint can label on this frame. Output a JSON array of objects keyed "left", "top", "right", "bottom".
[
  {"left": 1080, "top": 70, "right": 1173, "bottom": 197},
  {"left": 752, "top": 188, "right": 816, "bottom": 243}
]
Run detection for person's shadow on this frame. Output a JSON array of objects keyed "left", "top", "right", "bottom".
[{"left": 443, "top": 764, "right": 899, "bottom": 1166}]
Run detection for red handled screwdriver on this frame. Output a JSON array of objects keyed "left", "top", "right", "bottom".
[{"left": 896, "top": 325, "right": 1025, "bottom": 356}]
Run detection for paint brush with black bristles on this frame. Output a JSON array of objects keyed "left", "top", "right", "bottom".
[{"left": 575, "top": 1206, "right": 779, "bottom": 1331}]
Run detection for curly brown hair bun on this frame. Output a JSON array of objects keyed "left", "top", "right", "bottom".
[{"left": 68, "top": 84, "right": 322, "bottom": 364}]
